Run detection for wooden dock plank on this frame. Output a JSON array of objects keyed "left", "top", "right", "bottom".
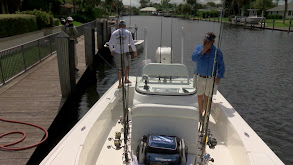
[{"left": 0, "top": 36, "right": 88, "bottom": 165}]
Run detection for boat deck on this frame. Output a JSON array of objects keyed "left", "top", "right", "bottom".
[{"left": 95, "top": 98, "right": 234, "bottom": 165}]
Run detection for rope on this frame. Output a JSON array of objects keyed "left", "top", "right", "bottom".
[
  {"left": 96, "top": 52, "right": 115, "bottom": 68},
  {"left": 0, "top": 118, "right": 48, "bottom": 151}
]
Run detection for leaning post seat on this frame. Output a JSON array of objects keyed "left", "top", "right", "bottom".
[
  {"left": 131, "top": 103, "right": 199, "bottom": 157},
  {"left": 142, "top": 63, "right": 189, "bottom": 82}
]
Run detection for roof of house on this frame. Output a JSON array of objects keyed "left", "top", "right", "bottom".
[
  {"left": 140, "top": 7, "right": 157, "bottom": 12},
  {"left": 61, "top": 3, "right": 76, "bottom": 9},
  {"left": 267, "top": 2, "right": 293, "bottom": 11}
]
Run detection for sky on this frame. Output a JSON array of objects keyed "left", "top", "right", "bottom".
[{"left": 122, "top": 0, "right": 222, "bottom": 7}]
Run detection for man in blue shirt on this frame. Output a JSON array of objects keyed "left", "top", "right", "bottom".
[{"left": 191, "top": 32, "right": 225, "bottom": 122}]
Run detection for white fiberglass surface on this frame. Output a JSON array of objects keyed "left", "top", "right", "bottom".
[{"left": 95, "top": 102, "right": 234, "bottom": 165}]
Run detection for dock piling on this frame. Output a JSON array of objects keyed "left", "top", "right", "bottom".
[
  {"left": 103, "top": 20, "right": 107, "bottom": 45},
  {"left": 96, "top": 20, "right": 103, "bottom": 50},
  {"left": 56, "top": 31, "right": 76, "bottom": 97},
  {"left": 288, "top": 20, "right": 292, "bottom": 33},
  {"left": 84, "top": 27, "right": 96, "bottom": 71}
]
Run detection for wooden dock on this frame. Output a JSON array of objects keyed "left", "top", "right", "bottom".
[{"left": 0, "top": 35, "right": 90, "bottom": 165}]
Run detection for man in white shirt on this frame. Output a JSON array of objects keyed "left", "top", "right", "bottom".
[{"left": 109, "top": 20, "right": 138, "bottom": 88}]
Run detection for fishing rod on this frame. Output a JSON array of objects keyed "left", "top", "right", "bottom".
[
  {"left": 171, "top": 17, "right": 173, "bottom": 61},
  {"left": 199, "top": 0, "right": 226, "bottom": 164},
  {"left": 119, "top": 29, "right": 129, "bottom": 163}
]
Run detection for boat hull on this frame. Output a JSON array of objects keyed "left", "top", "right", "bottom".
[{"left": 40, "top": 77, "right": 284, "bottom": 165}]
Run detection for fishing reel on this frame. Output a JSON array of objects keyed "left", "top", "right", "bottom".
[
  {"left": 207, "top": 137, "right": 217, "bottom": 149},
  {"left": 203, "top": 153, "right": 214, "bottom": 164},
  {"left": 206, "top": 129, "right": 217, "bottom": 149}
]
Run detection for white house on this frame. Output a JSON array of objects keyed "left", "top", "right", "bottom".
[
  {"left": 139, "top": 7, "right": 157, "bottom": 14},
  {"left": 267, "top": 1, "right": 293, "bottom": 18}
]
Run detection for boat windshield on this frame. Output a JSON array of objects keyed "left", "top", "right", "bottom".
[{"left": 135, "top": 60, "right": 196, "bottom": 96}]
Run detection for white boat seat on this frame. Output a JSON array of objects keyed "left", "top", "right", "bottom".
[
  {"left": 131, "top": 103, "right": 199, "bottom": 155},
  {"left": 142, "top": 63, "right": 189, "bottom": 81}
]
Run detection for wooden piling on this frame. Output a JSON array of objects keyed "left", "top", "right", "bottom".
[
  {"left": 84, "top": 27, "right": 95, "bottom": 71},
  {"left": 96, "top": 20, "right": 103, "bottom": 50},
  {"left": 272, "top": 20, "right": 275, "bottom": 31},
  {"left": 244, "top": 18, "right": 246, "bottom": 29},
  {"left": 69, "top": 39, "right": 76, "bottom": 92},
  {"left": 288, "top": 20, "right": 292, "bottom": 33},
  {"left": 106, "top": 21, "right": 111, "bottom": 42},
  {"left": 103, "top": 20, "right": 107, "bottom": 44},
  {"left": 56, "top": 31, "right": 76, "bottom": 97}
]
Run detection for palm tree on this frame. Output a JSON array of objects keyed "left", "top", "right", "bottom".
[{"left": 283, "top": 0, "right": 287, "bottom": 24}]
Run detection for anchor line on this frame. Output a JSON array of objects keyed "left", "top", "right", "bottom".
[{"left": 199, "top": 0, "right": 226, "bottom": 164}]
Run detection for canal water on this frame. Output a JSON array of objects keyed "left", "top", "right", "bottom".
[{"left": 29, "top": 16, "right": 293, "bottom": 164}]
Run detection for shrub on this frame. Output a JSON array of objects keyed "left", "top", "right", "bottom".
[
  {"left": 209, "top": 10, "right": 218, "bottom": 17},
  {"left": 94, "top": 8, "right": 109, "bottom": 18},
  {"left": 16, "top": 9, "right": 51, "bottom": 29},
  {"left": 0, "top": 14, "right": 38, "bottom": 38},
  {"left": 266, "top": 15, "right": 283, "bottom": 19},
  {"left": 71, "top": 13, "right": 88, "bottom": 23},
  {"left": 53, "top": 18, "right": 60, "bottom": 26}
]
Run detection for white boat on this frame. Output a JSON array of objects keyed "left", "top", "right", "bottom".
[
  {"left": 240, "top": 9, "right": 264, "bottom": 24},
  {"left": 41, "top": 26, "right": 284, "bottom": 165}
]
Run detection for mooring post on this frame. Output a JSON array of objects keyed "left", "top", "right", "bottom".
[
  {"left": 56, "top": 31, "right": 75, "bottom": 97},
  {"left": 263, "top": 18, "right": 266, "bottom": 30},
  {"left": 288, "top": 20, "right": 291, "bottom": 33},
  {"left": 106, "top": 20, "right": 111, "bottom": 41},
  {"left": 96, "top": 20, "right": 103, "bottom": 50},
  {"left": 244, "top": 18, "right": 246, "bottom": 29},
  {"left": 272, "top": 20, "right": 275, "bottom": 31},
  {"left": 103, "top": 20, "right": 107, "bottom": 45},
  {"left": 84, "top": 27, "right": 95, "bottom": 71},
  {"left": 69, "top": 39, "right": 76, "bottom": 92}
]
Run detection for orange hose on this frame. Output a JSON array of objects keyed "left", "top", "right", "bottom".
[{"left": 0, "top": 118, "right": 48, "bottom": 151}]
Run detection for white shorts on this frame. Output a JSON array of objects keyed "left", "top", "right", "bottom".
[
  {"left": 114, "top": 52, "right": 131, "bottom": 69},
  {"left": 194, "top": 74, "right": 218, "bottom": 96}
]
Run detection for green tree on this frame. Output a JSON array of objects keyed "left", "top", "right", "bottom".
[
  {"left": 140, "top": 0, "right": 148, "bottom": 8},
  {"left": 283, "top": 0, "right": 288, "bottom": 24},
  {"left": 176, "top": 4, "right": 183, "bottom": 14},
  {"left": 253, "top": 0, "right": 274, "bottom": 16},
  {"left": 181, "top": 4, "right": 192, "bottom": 15},
  {"left": 207, "top": 2, "right": 216, "bottom": 7},
  {"left": 0, "top": 0, "right": 22, "bottom": 14}
]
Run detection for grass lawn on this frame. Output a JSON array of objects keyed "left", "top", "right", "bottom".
[
  {"left": 0, "top": 44, "right": 52, "bottom": 83},
  {"left": 265, "top": 19, "right": 292, "bottom": 28},
  {"left": 59, "top": 21, "right": 83, "bottom": 26}
]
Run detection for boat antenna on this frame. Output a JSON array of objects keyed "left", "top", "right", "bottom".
[
  {"left": 199, "top": 0, "right": 226, "bottom": 164},
  {"left": 181, "top": 27, "right": 184, "bottom": 64},
  {"left": 171, "top": 17, "right": 173, "bottom": 62},
  {"left": 160, "top": 15, "right": 163, "bottom": 63},
  {"left": 119, "top": 29, "right": 130, "bottom": 163}
]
